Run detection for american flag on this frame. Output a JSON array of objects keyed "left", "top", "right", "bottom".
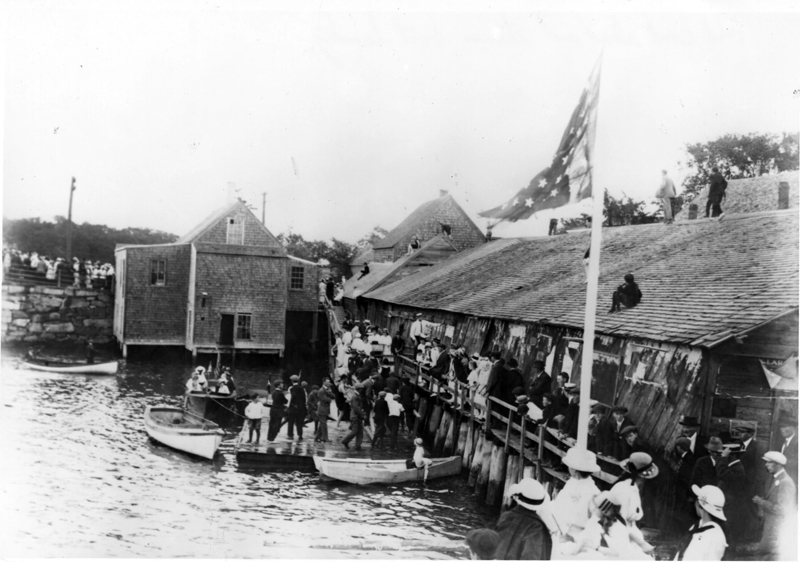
[{"left": 479, "top": 59, "right": 601, "bottom": 222}]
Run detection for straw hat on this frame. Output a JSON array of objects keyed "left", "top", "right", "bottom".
[
  {"left": 623, "top": 452, "right": 659, "bottom": 479},
  {"left": 692, "top": 485, "right": 726, "bottom": 520},
  {"left": 508, "top": 478, "right": 549, "bottom": 511},
  {"left": 563, "top": 448, "right": 600, "bottom": 473}
]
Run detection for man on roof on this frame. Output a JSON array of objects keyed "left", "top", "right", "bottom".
[{"left": 608, "top": 273, "right": 642, "bottom": 314}]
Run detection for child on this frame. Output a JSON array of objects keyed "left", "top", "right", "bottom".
[
  {"left": 413, "top": 437, "right": 433, "bottom": 482},
  {"left": 465, "top": 528, "right": 500, "bottom": 560}
]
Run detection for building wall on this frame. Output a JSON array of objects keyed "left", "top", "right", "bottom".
[
  {"left": 192, "top": 252, "right": 287, "bottom": 350},
  {"left": 123, "top": 245, "right": 191, "bottom": 343},
  {"left": 193, "top": 209, "right": 283, "bottom": 249},
  {"left": 287, "top": 260, "right": 319, "bottom": 312},
  {"left": 388, "top": 198, "right": 485, "bottom": 261}
]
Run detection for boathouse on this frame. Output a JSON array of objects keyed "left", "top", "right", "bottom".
[
  {"left": 359, "top": 209, "right": 799, "bottom": 457},
  {"left": 113, "top": 200, "right": 318, "bottom": 358},
  {"left": 352, "top": 190, "right": 486, "bottom": 266}
]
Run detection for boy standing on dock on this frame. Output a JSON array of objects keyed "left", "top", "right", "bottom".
[{"left": 244, "top": 395, "right": 265, "bottom": 444}]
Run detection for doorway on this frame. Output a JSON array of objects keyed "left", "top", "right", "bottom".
[{"left": 219, "top": 314, "right": 235, "bottom": 346}]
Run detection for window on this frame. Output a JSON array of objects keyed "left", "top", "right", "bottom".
[
  {"left": 150, "top": 260, "right": 166, "bottom": 285},
  {"left": 290, "top": 266, "right": 304, "bottom": 289},
  {"left": 226, "top": 217, "right": 244, "bottom": 245},
  {"left": 236, "top": 314, "right": 252, "bottom": 340}
]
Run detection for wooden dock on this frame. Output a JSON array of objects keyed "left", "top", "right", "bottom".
[{"left": 234, "top": 412, "right": 419, "bottom": 470}]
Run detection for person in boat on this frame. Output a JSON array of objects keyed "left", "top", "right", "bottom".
[
  {"left": 186, "top": 373, "right": 203, "bottom": 393},
  {"left": 550, "top": 448, "right": 602, "bottom": 540},
  {"left": 674, "top": 485, "right": 728, "bottom": 560},
  {"left": 465, "top": 528, "right": 500, "bottom": 560},
  {"left": 413, "top": 437, "right": 432, "bottom": 482},
  {"left": 215, "top": 371, "right": 235, "bottom": 395},
  {"left": 494, "top": 477, "right": 552, "bottom": 560},
  {"left": 267, "top": 381, "right": 287, "bottom": 442},
  {"left": 244, "top": 394, "right": 265, "bottom": 444},
  {"left": 85, "top": 340, "right": 96, "bottom": 365},
  {"left": 193, "top": 367, "right": 209, "bottom": 391}
]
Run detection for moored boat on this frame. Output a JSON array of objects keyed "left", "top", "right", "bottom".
[
  {"left": 20, "top": 358, "right": 119, "bottom": 375},
  {"left": 144, "top": 405, "right": 225, "bottom": 460},
  {"left": 314, "top": 455, "right": 461, "bottom": 485}
]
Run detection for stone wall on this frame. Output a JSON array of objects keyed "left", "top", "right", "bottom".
[{"left": 1, "top": 285, "right": 114, "bottom": 345}]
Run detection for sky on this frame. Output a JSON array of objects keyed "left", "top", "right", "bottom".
[{"left": 3, "top": 0, "right": 799, "bottom": 243}]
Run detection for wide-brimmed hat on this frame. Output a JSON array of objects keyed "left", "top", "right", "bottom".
[
  {"left": 692, "top": 485, "right": 726, "bottom": 520},
  {"left": 593, "top": 491, "right": 622, "bottom": 516},
  {"left": 415, "top": 313, "right": 422, "bottom": 317},
  {"left": 679, "top": 415, "right": 700, "bottom": 427},
  {"left": 471, "top": 353, "right": 480, "bottom": 360},
  {"left": 763, "top": 451, "right": 787, "bottom": 465},
  {"left": 563, "top": 448, "right": 600, "bottom": 473},
  {"left": 508, "top": 478, "right": 549, "bottom": 511},
  {"left": 623, "top": 452, "right": 659, "bottom": 479}
]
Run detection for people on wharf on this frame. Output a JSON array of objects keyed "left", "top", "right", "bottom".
[
  {"left": 267, "top": 381, "right": 287, "bottom": 442},
  {"left": 606, "top": 405, "right": 635, "bottom": 460},
  {"left": 286, "top": 375, "right": 308, "bottom": 441},
  {"left": 609, "top": 273, "right": 642, "bottom": 314},
  {"left": 386, "top": 392, "right": 405, "bottom": 449},
  {"left": 608, "top": 453, "right": 658, "bottom": 556},
  {"left": 334, "top": 375, "right": 352, "bottom": 429},
  {"left": 528, "top": 360, "right": 551, "bottom": 409},
  {"left": 494, "top": 478, "right": 552, "bottom": 560},
  {"left": 306, "top": 385, "right": 320, "bottom": 434},
  {"left": 753, "top": 451, "right": 797, "bottom": 560},
  {"left": 342, "top": 384, "right": 365, "bottom": 450},
  {"left": 674, "top": 485, "right": 728, "bottom": 561},
  {"left": 399, "top": 377, "right": 416, "bottom": 433},
  {"left": 314, "top": 378, "right": 334, "bottom": 443},
  {"left": 244, "top": 395, "right": 265, "bottom": 444},
  {"left": 464, "top": 528, "right": 500, "bottom": 560},
  {"left": 549, "top": 448, "right": 601, "bottom": 539}
]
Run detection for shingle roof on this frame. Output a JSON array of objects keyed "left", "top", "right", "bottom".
[
  {"left": 350, "top": 248, "right": 374, "bottom": 267},
  {"left": 675, "top": 170, "right": 799, "bottom": 221},
  {"left": 176, "top": 201, "right": 243, "bottom": 244},
  {"left": 372, "top": 195, "right": 450, "bottom": 250},
  {"left": 365, "top": 210, "right": 799, "bottom": 346},
  {"left": 343, "top": 262, "right": 396, "bottom": 299}
]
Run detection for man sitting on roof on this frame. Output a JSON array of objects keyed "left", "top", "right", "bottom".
[
  {"left": 357, "top": 263, "right": 370, "bottom": 280},
  {"left": 608, "top": 274, "right": 642, "bottom": 314}
]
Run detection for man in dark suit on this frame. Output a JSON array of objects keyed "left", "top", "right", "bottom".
[
  {"left": 427, "top": 342, "right": 451, "bottom": 383},
  {"left": 559, "top": 384, "right": 581, "bottom": 439},
  {"left": 485, "top": 351, "right": 506, "bottom": 401},
  {"left": 527, "top": 361, "right": 551, "bottom": 409},
  {"left": 286, "top": 375, "right": 308, "bottom": 440},
  {"left": 606, "top": 405, "right": 635, "bottom": 460},
  {"left": 737, "top": 424, "right": 766, "bottom": 540},
  {"left": 669, "top": 436, "right": 696, "bottom": 531},
  {"left": 552, "top": 372, "right": 570, "bottom": 411},
  {"left": 679, "top": 415, "right": 706, "bottom": 458},
  {"left": 498, "top": 358, "right": 524, "bottom": 406}
]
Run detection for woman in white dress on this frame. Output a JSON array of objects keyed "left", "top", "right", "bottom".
[
  {"left": 549, "top": 448, "right": 601, "bottom": 541},
  {"left": 609, "top": 452, "right": 658, "bottom": 556},
  {"left": 673, "top": 485, "right": 728, "bottom": 560}
]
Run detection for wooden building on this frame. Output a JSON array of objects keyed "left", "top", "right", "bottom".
[
  {"left": 359, "top": 209, "right": 799, "bottom": 457},
  {"left": 352, "top": 190, "right": 486, "bottom": 266},
  {"left": 113, "top": 201, "right": 318, "bottom": 358}
]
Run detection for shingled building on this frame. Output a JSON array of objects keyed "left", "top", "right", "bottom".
[{"left": 113, "top": 200, "right": 318, "bottom": 359}]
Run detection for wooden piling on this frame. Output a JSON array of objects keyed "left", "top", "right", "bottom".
[
  {"left": 455, "top": 419, "right": 469, "bottom": 458},
  {"left": 463, "top": 420, "right": 476, "bottom": 470},
  {"left": 427, "top": 403, "right": 443, "bottom": 440},
  {"left": 413, "top": 397, "right": 429, "bottom": 436},
  {"left": 443, "top": 413, "right": 459, "bottom": 456},
  {"left": 475, "top": 437, "right": 493, "bottom": 499},
  {"left": 502, "top": 454, "right": 521, "bottom": 510},
  {"left": 468, "top": 434, "right": 485, "bottom": 487},
  {"left": 486, "top": 444, "right": 508, "bottom": 506},
  {"left": 433, "top": 410, "right": 450, "bottom": 456}
]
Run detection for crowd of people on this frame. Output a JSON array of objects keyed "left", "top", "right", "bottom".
[
  {"left": 3, "top": 247, "right": 115, "bottom": 290},
  {"left": 318, "top": 276, "right": 344, "bottom": 306}
]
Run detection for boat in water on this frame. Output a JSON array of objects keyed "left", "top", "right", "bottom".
[
  {"left": 19, "top": 358, "right": 119, "bottom": 375},
  {"left": 143, "top": 405, "right": 225, "bottom": 460},
  {"left": 314, "top": 455, "right": 461, "bottom": 485}
]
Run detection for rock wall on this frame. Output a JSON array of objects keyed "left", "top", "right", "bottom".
[{"left": 1, "top": 284, "right": 114, "bottom": 345}]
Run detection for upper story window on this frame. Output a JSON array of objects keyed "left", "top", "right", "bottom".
[
  {"left": 290, "top": 266, "right": 304, "bottom": 290},
  {"left": 150, "top": 259, "right": 167, "bottom": 286},
  {"left": 227, "top": 216, "right": 244, "bottom": 245},
  {"left": 236, "top": 314, "right": 252, "bottom": 340}
]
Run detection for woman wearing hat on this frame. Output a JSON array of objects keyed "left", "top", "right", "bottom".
[
  {"left": 550, "top": 448, "right": 601, "bottom": 539},
  {"left": 495, "top": 478, "right": 552, "bottom": 560},
  {"left": 609, "top": 452, "right": 658, "bottom": 556},
  {"left": 674, "top": 485, "right": 728, "bottom": 560}
]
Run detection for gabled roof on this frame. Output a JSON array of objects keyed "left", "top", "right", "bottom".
[
  {"left": 373, "top": 194, "right": 451, "bottom": 250},
  {"left": 366, "top": 210, "right": 799, "bottom": 346},
  {"left": 675, "top": 170, "right": 799, "bottom": 221},
  {"left": 351, "top": 248, "right": 374, "bottom": 267},
  {"left": 176, "top": 200, "right": 281, "bottom": 247}
]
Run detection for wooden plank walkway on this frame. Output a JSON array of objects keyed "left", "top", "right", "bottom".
[{"left": 235, "top": 409, "right": 419, "bottom": 469}]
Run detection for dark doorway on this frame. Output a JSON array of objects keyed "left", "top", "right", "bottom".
[{"left": 219, "top": 314, "right": 235, "bottom": 346}]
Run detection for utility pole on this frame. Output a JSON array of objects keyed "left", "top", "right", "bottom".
[
  {"left": 66, "top": 177, "right": 76, "bottom": 261},
  {"left": 261, "top": 191, "right": 267, "bottom": 224}
]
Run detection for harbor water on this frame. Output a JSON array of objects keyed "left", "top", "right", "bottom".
[{"left": 0, "top": 350, "right": 498, "bottom": 558}]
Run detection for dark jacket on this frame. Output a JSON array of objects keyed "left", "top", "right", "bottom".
[
  {"left": 486, "top": 359, "right": 506, "bottom": 398},
  {"left": 494, "top": 505, "right": 553, "bottom": 560},
  {"left": 615, "top": 282, "right": 642, "bottom": 308},
  {"left": 287, "top": 384, "right": 307, "bottom": 415},
  {"left": 539, "top": 402, "right": 560, "bottom": 428},
  {"left": 605, "top": 416, "right": 636, "bottom": 460},
  {"left": 563, "top": 401, "right": 580, "bottom": 439},
  {"left": 349, "top": 394, "right": 365, "bottom": 421},
  {"left": 428, "top": 350, "right": 451, "bottom": 381},
  {"left": 385, "top": 375, "right": 401, "bottom": 394},
  {"left": 317, "top": 386, "right": 334, "bottom": 417},
  {"left": 552, "top": 385, "right": 570, "bottom": 410},
  {"left": 373, "top": 397, "right": 389, "bottom": 424},
  {"left": 690, "top": 456, "right": 719, "bottom": 489},
  {"left": 528, "top": 372, "right": 552, "bottom": 408},
  {"left": 270, "top": 389, "right": 287, "bottom": 414},
  {"left": 391, "top": 334, "right": 405, "bottom": 355},
  {"left": 708, "top": 172, "right": 728, "bottom": 200},
  {"left": 497, "top": 367, "right": 524, "bottom": 405},
  {"left": 399, "top": 383, "right": 415, "bottom": 409}
]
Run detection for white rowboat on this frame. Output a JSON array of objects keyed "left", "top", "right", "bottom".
[
  {"left": 20, "top": 359, "right": 119, "bottom": 375},
  {"left": 144, "top": 405, "right": 225, "bottom": 460},
  {"left": 314, "top": 455, "right": 461, "bottom": 485}
]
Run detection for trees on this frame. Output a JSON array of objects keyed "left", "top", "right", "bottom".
[
  {"left": 679, "top": 132, "right": 799, "bottom": 201},
  {"left": 559, "top": 190, "right": 660, "bottom": 232}
]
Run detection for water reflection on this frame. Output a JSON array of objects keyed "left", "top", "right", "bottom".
[{"left": 1, "top": 350, "right": 496, "bottom": 558}]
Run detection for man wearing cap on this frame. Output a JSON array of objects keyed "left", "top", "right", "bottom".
[
  {"left": 286, "top": 375, "right": 307, "bottom": 441},
  {"left": 753, "top": 451, "right": 797, "bottom": 560},
  {"left": 619, "top": 426, "right": 646, "bottom": 460},
  {"left": 606, "top": 406, "right": 635, "bottom": 460},
  {"left": 675, "top": 485, "right": 728, "bottom": 560},
  {"left": 494, "top": 478, "right": 552, "bottom": 560},
  {"left": 776, "top": 415, "right": 798, "bottom": 481},
  {"left": 528, "top": 361, "right": 551, "bottom": 409},
  {"left": 315, "top": 379, "right": 334, "bottom": 443}
]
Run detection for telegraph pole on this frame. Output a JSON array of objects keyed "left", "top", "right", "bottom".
[
  {"left": 66, "top": 177, "right": 76, "bottom": 261},
  {"left": 261, "top": 191, "right": 267, "bottom": 224}
]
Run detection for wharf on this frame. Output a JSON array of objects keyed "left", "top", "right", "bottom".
[{"left": 234, "top": 411, "right": 419, "bottom": 470}]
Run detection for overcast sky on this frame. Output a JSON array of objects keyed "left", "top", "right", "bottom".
[{"left": 3, "top": 0, "right": 799, "bottom": 243}]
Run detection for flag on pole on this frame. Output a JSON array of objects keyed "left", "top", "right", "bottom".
[{"left": 479, "top": 60, "right": 601, "bottom": 222}]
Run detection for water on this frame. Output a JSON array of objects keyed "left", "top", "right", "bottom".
[{"left": 0, "top": 350, "right": 498, "bottom": 558}]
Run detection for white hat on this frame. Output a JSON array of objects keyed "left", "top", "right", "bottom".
[
  {"left": 763, "top": 451, "right": 787, "bottom": 465},
  {"left": 563, "top": 448, "right": 600, "bottom": 473},
  {"left": 692, "top": 485, "right": 726, "bottom": 520},
  {"left": 508, "top": 478, "right": 549, "bottom": 511}
]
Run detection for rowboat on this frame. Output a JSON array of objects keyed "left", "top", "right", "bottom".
[
  {"left": 313, "top": 455, "right": 461, "bottom": 485},
  {"left": 144, "top": 405, "right": 225, "bottom": 460},
  {"left": 184, "top": 391, "right": 241, "bottom": 427},
  {"left": 19, "top": 358, "right": 119, "bottom": 375}
]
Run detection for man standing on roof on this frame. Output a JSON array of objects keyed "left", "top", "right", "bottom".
[
  {"left": 706, "top": 166, "right": 728, "bottom": 219},
  {"left": 657, "top": 169, "right": 677, "bottom": 224}
]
